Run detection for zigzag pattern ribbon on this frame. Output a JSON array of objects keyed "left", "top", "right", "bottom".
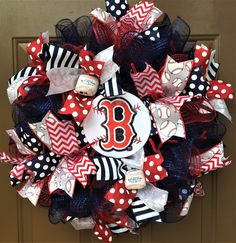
[
  {"left": 131, "top": 63, "right": 163, "bottom": 98},
  {"left": 67, "top": 153, "right": 97, "bottom": 188},
  {"left": 46, "top": 112, "right": 79, "bottom": 155}
]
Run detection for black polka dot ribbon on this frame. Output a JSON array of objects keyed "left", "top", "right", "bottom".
[
  {"left": 105, "top": 0, "right": 129, "bottom": 20},
  {"left": 183, "top": 66, "right": 210, "bottom": 97},
  {"left": 25, "top": 153, "right": 61, "bottom": 182},
  {"left": 15, "top": 123, "right": 43, "bottom": 153},
  {"left": 138, "top": 26, "right": 160, "bottom": 42}
]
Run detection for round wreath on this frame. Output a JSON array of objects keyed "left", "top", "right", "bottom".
[{"left": 1, "top": 0, "right": 235, "bottom": 242}]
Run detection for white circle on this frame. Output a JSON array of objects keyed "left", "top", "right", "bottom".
[
  {"left": 115, "top": 0, "right": 120, "bottom": 3},
  {"left": 43, "top": 165, "right": 49, "bottom": 170},
  {"left": 110, "top": 5, "right": 115, "bottom": 11},
  {"left": 198, "top": 85, "right": 204, "bottom": 91},
  {"left": 228, "top": 94, "right": 233, "bottom": 99},
  {"left": 38, "top": 155, "right": 44, "bottom": 161},
  {"left": 215, "top": 94, "right": 221, "bottom": 98},
  {"left": 154, "top": 174, "right": 160, "bottom": 180},
  {"left": 67, "top": 95, "right": 73, "bottom": 100},
  {"left": 189, "top": 83, "right": 195, "bottom": 89},
  {"left": 35, "top": 163, "right": 40, "bottom": 169},
  {"left": 145, "top": 30, "right": 151, "bottom": 36},
  {"left": 145, "top": 170, "right": 150, "bottom": 176},
  {"left": 221, "top": 89, "right": 227, "bottom": 94},
  {"left": 150, "top": 37, "right": 155, "bottom": 41},
  {"left": 39, "top": 172, "right": 45, "bottom": 178},
  {"left": 119, "top": 188, "right": 125, "bottom": 194},
  {"left": 194, "top": 57, "right": 199, "bottom": 63},
  {"left": 119, "top": 199, "right": 125, "bottom": 204},
  {"left": 33, "top": 147, "right": 39, "bottom": 152},
  {"left": 31, "top": 47, "right": 36, "bottom": 52},
  {"left": 121, "top": 4, "right": 126, "bottom": 9},
  {"left": 83, "top": 109, "right": 88, "bottom": 115},
  {"left": 202, "top": 51, "right": 207, "bottom": 57},
  {"left": 50, "top": 166, "right": 56, "bottom": 171},
  {"left": 110, "top": 198, "right": 115, "bottom": 203},
  {"left": 213, "top": 85, "right": 218, "bottom": 91},
  {"left": 31, "top": 138, "right": 37, "bottom": 143},
  {"left": 83, "top": 92, "right": 151, "bottom": 158},
  {"left": 128, "top": 199, "right": 133, "bottom": 204},
  {"left": 110, "top": 188, "right": 115, "bottom": 194},
  {"left": 27, "top": 161, "right": 32, "bottom": 166},
  {"left": 69, "top": 103, "right": 75, "bottom": 108},
  {"left": 157, "top": 166, "right": 163, "bottom": 171},
  {"left": 60, "top": 107, "right": 66, "bottom": 112},
  {"left": 191, "top": 74, "right": 198, "bottom": 81},
  {"left": 149, "top": 161, "right": 154, "bottom": 167},
  {"left": 97, "top": 64, "right": 103, "bottom": 70},
  {"left": 72, "top": 111, "right": 78, "bottom": 117},
  {"left": 89, "top": 66, "right": 94, "bottom": 71},
  {"left": 116, "top": 10, "right": 121, "bottom": 15}
]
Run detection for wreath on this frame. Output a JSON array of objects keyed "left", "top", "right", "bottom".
[{"left": 1, "top": 0, "right": 234, "bottom": 242}]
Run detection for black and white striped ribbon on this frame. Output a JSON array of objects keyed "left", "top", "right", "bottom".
[
  {"left": 131, "top": 197, "right": 162, "bottom": 224},
  {"left": 8, "top": 66, "right": 37, "bottom": 86},
  {"left": 100, "top": 72, "right": 124, "bottom": 97},
  {"left": 8, "top": 44, "right": 79, "bottom": 86},
  {"left": 108, "top": 224, "right": 129, "bottom": 234},
  {"left": 206, "top": 50, "right": 220, "bottom": 81},
  {"left": 93, "top": 157, "right": 127, "bottom": 181},
  {"left": 45, "top": 44, "right": 79, "bottom": 71}
]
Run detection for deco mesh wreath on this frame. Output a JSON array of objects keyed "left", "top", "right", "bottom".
[{"left": 1, "top": 0, "right": 235, "bottom": 242}]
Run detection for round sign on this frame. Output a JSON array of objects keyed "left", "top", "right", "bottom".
[{"left": 83, "top": 92, "right": 151, "bottom": 158}]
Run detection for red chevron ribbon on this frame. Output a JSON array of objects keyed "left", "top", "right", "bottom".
[
  {"left": 10, "top": 163, "right": 26, "bottom": 180},
  {"left": 160, "top": 95, "right": 190, "bottom": 110},
  {"left": 123, "top": 1, "right": 154, "bottom": 30},
  {"left": 0, "top": 152, "right": 24, "bottom": 165},
  {"left": 66, "top": 153, "right": 96, "bottom": 188},
  {"left": 46, "top": 112, "right": 79, "bottom": 155},
  {"left": 190, "top": 142, "right": 231, "bottom": 174},
  {"left": 131, "top": 63, "right": 163, "bottom": 98}
]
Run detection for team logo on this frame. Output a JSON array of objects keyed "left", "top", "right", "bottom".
[
  {"left": 83, "top": 92, "right": 151, "bottom": 158},
  {"left": 98, "top": 98, "right": 136, "bottom": 151}
]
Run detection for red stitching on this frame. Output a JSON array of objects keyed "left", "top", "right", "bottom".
[
  {"left": 93, "top": 135, "right": 107, "bottom": 145},
  {"left": 133, "top": 104, "right": 141, "bottom": 111},
  {"left": 92, "top": 107, "right": 105, "bottom": 115}
]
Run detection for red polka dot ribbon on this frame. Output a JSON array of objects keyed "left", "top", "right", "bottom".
[
  {"left": 207, "top": 80, "right": 234, "bottom": 99},
  {"left": 27, "top": 33, "right": 47, "bottom": 74},
  {"left": 144, "top": 152, "right": 168, "bottom": 183},
  {"left": 79, "top": 47, "right": 105, "bottom": 77},
  {"left": 193, "top": 44, "right": 211, "bottom": 76},
  {"left": 18, "top": 33, "right": 49, "bottom": 99},
  {"left": 59, "top": 91, "right": 93, "bottom": 125},
  {"left": 94, "top": 219, "right": 112, "bottom": 243},
  {"left": 105, "top": 180, "right": 137, "bottom": 212},
  {"left": 17, "top": 75, "right": 48, "bottom": 99}
]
